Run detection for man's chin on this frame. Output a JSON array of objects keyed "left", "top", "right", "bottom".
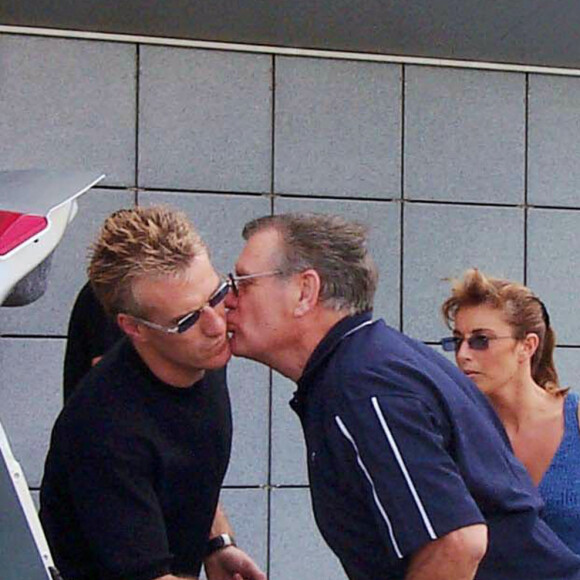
[{"left": 206, "top": 341, "right": 233, "bottom": 367}]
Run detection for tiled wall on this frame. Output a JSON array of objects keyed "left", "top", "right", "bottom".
[{"left": 2, "top": 32, "right": 580, "bottom": 579}]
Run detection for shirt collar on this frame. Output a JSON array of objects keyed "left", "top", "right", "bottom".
[{"left": 291, "top": 311, "right": 373, "bottom": 411}]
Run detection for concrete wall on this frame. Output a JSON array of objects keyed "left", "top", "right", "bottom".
[{"left": 2, "top": 31, "right": 580, "bottom": 579}]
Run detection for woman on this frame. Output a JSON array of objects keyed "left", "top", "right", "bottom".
[{"left": 441, "top": 268, "right": 580, "bottom": 554}]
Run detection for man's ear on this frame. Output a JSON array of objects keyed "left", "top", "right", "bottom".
[
  {"left": 294, "top": 269, "right": 321, "bottom": 317},
  {"left": 117, "top": 313, "right": 147, "bottom": 343}
]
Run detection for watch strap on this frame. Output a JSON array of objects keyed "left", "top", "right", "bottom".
[{"left": 206, "top": 533, "right": 237, "bottom": 557}]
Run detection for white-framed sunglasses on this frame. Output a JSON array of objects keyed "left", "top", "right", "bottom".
[{"left": 131, "top": 278, "right": 231, "bottom": 334}]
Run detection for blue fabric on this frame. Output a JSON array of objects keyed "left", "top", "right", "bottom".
[
  {"left": 291, "top": 313, "right": 580, "bottom": 580},
  {"left": 539, "top": 391, "right": 580, "bottom": 554}
]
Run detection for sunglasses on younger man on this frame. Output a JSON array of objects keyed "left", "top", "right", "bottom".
[{"left": 132, "top": 279, "right": 231, "bottom": 334}]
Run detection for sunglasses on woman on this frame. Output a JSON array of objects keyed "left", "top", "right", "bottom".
[{"left": 441, "top": 334, "right": 515, "bottom": 352}]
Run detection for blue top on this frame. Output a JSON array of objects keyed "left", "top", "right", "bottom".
[
  {"left": 291, "top": 312, "right": 580, "bottom": 580},
  {"left": 539, "top": 391, "right": 580, "bottom": 554}
]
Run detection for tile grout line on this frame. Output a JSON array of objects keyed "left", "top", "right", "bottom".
[
  {"left": 399, "top": 64, "right": 406, "bottom": 333},
  {"left": 523, "top": 73, "right": 529, "bottom": 285},
  {"left": 134, "top": 44, "right": 141, "bottom": 204}
]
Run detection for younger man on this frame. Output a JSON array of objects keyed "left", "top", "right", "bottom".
[{"left": 41, "top": 206, "right": 264, "bottom": 580}]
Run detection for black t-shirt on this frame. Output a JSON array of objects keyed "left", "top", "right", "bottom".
[
  {"left": 41, "top": 339, "right": 232, "bottom": 580},
  {"left": 63, "top": 281, "right": 123, "bottom": 401}
]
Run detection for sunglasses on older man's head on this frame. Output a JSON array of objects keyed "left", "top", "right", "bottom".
[
  {"left": 440, "top": 334, "right": 515, "bottom": 352},
  {"left": 132, "top": 278, "right": 231, "bottom": 334}
]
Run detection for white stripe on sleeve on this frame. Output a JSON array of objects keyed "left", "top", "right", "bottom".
[
  {"left": 335, "top": 415, "right": 404, "bottom": 559},
  {"left": 371, "top": 396, "right": 437, "bottom": 540}
]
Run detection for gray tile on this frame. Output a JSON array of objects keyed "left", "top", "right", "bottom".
[
  {"left": 405, "top": 66, "right": 525, "bottom": 203},
  {"left": 528, "top": 75, "right": 580, "bottom": 207},
  {"left": 528, "top": 209, "right": 580, "bottom": 345},
  {"left": 0, "top": 35, "right": 136, "bottom": 186},
  {"left": 275, "top": 57, "right": 401, "bottom": 198},
  {"left": 139, "top": 47, "right": 272, "bottom": 192},
  {"left": 554, "top": 348, "right": 580, "bottom": 394},
  {"left": 220, "top": 488, "right": 268, "bottom": 572},
  {"left": 0, "top": 338, "right": 65, "bottom": 487},
  {"left": 137, "top": 191, "right": 271, "bottom": 274},
  {"left": 223, "top": 358, "right": 270, "bottom": 486},
  {"left": 403, "top": 203, "right": 524, "bottom": 342},
  {"left": 270, "top": 488, "right": 347, "bottom": 580},
  {"left": 0, "top": 189, "right": 134, "bottom": 335},
  {"left": 275, "top": 198, "right": 401, "bottom": 327},
  {"left": 271, "top": 372, "right": 308, "bottom": 486}
]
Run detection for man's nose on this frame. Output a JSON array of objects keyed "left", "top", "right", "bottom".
[
  {"left": 455, "top": 339, "right": 472, "bottom": 362},
  {"left": 200, "top": 304, "right": 227, "bottom": 335}
]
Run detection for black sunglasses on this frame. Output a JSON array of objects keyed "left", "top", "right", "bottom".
[
  {"left": 132, "top": 279, "right": 231, "bottom": 334},
  {"left": 441, "top": 334, "right": 515, "bottom": 352}
]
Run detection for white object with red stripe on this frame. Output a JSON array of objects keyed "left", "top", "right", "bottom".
[
  {"left": 0, "top": 169, "right": 104, "bottom": 580},
  {"left": 0, "top": 170, "right": 104, "bottom": 305}
]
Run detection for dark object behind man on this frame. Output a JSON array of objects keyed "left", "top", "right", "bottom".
[{"left": 63, "top": 280, "right": 122, "bottom": 401}]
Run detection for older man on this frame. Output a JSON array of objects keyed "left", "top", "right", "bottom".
[
  {"left": 225, "top": 212, "right": 580, "bottom": 580},
  {"left": 41, "top": 206, "right": 265, "bottom": 580}
]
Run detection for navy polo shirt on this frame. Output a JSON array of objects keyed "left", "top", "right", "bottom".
[{"left": 290, "top": 312, "right": 580, "bottom": 580}]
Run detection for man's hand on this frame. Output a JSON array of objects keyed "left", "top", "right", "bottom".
[{"left": 204, "top": 545, "right": 266, "bottom": 580}]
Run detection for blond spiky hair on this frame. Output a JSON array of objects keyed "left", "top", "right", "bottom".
[{"left": 88, "top": 205, "right": 207, "bottom": 316}]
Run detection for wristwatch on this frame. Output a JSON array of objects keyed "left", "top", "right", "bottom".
[{"left": 206, "top": 533, "right": 237, "bottom": 557}]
